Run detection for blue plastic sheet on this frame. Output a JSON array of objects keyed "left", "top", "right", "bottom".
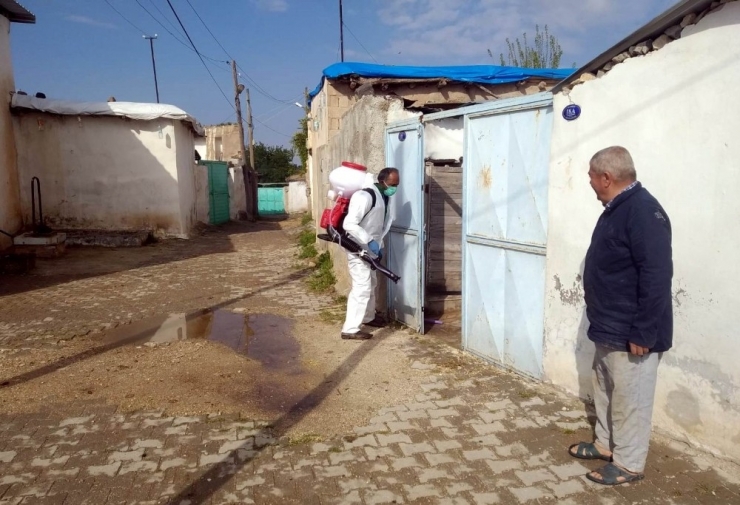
[{"left": 308, "top": 62, "right": 574, "bottom": 104}]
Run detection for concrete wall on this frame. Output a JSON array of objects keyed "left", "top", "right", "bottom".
[
  {"left": 13, "top": 112, "right": 191, "bottom": 237},
  {"left": 312, "top": 95, "right": 415, "bottom": 300},
  {"left": 228, "top": 166, "right": 247, "bottom": 220},
  {"left": 544, "top": 4, "right": 740, "bottom": 461},
  {"left": 194, "top": 164, "right": 209, "bottom": 224},
  {"left": 174, "top": 120, "right": 196, "bottom": 236},
  {"left": 205, "top": 124, "right": 241, "bottom": 162},
  {"left": 285, "top": 181, "right": 308, "bottom": 214},
  {"left": 194, "top": 137, "right": 206, "bottom": 160},
  {"left": 194, "top": 164, "right": 247, "bottom": 224},
  {"left": 0, "top": 16, "right": 21, "bottom": 249}
]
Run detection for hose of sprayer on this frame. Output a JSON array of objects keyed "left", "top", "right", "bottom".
[{"left": 317, "top": 230, "right": 401, "bottom": 284}]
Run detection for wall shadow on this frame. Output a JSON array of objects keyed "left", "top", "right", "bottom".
[
  {"left": 0, "top": 268, "right": 310, "bottom": 388},
  {"left": 166, "top": 326, "right": 395, "bottom": 505},
  {"left": 0, "top": 220, "right": 283, "bottom": 298}
]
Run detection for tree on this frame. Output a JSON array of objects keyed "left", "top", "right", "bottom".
[
  {"left": 253, "top": 142, "right": 301, "bottom": 183},
  {"left": 291, "top": 115, "right": 309, "bottom": 174},
  {"left": 498, "top": 24, "right": 563, "bottom": 69}
]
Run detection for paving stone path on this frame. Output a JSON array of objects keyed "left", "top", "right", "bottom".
[{"left": 1, "top": 221, "right": 739, "bottom": 504}]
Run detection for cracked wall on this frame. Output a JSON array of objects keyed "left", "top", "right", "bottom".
[{"left": 543, "top": 3, "right": 740, "bottom": 461}]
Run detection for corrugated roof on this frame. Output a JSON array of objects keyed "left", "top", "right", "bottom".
[
  {"left": 0, "top": 0, "right": 36, "bottom": 23},
  {"left": 308, "top": 62, "right": 574, "bottom": 104},
  {"left": 553, "top": 0, "right": 714, "bottom": 92}
]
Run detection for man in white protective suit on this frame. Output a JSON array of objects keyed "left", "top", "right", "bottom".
[{"left": 340, "top": 167, "right": 400, "bottom": 340}]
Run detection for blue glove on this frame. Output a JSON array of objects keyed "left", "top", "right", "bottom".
[{"left": 368, "top": 240, "right": 381, "bottom": 257}]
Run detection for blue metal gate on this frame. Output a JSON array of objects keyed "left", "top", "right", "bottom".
[
  {"left": 258, "top": 185, "right": 286, "bottom": 216},
  {"left": 462, "top": 95, "right": 554, "bottom": 378},
  {"left": 386, "top": 122, "right": 425, "bottom": 333}
]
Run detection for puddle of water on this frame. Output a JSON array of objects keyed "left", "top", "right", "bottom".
[{"left": 102, "top": 310, "right": 299, "bottom": 371}]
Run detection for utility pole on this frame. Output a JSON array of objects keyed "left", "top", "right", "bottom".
[
  {"left": 231, "top": 60, "right": 255, "bottom": 221},
  {"left": 339, "top": 0, "right": 344, "bottom": 62},
  {"left": 143, "top": 35, "right": 160, "bottom": 103},
  {"left": 245, "top": 88, "right": 258, "bottom": 218}
]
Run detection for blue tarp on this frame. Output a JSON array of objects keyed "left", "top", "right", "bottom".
[{"left": 308, "top": 62, "right": 574, "bottom": 104}]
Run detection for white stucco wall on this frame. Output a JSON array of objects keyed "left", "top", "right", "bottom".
[
  {"left": 424, "top": 118, "right": 463, "bottom": 160},
  {"left": 544, "top": 4, "right": 740, "bottom": 461},
  {"left": 13, "top": 112, "right": 191, "bottom": 237},
  {"left": 286, "top": 181, "right": 308, "bottom": 214},
  {"left": 194, "top": 164, "right": 209, "bottom": 225},
  {"left": 174, "top": 120, "right": 196, "bottom": 237},
  {"left": 0, "top": 16, "right": 21, "bottom": 249},
  {"left": 229, "top": 167, "right": 247, "bottom": 220},
  {"left": 194, "top": 137, "right": 206, "bottom": 161}
]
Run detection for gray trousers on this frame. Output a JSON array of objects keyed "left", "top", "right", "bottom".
[{"left": 592, "top": 344, "right": 662, "bottom": 473}]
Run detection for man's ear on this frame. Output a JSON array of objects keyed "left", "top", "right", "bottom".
[{"left": 602, "top": 171, "right": 613, "bottom": 187}]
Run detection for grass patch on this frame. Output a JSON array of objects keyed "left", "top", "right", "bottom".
[
  {"left": 319, "top": 309, "right": 344, "bottom": 324},
  {"left": 561, "top": 428, "right": 577, "bottom": 435},
  {"left": 286, "top": 433, "right": 323, "bottom": 446},
  {"left": 518, "top": 390, "right": 536, "bottom": 399},
  {"left": 301, "top": 213, "right": 313, "bottom": 226},
  {"left": 298, "top": 244, "right": 317, "bottom": 259},
  {"left": 297, "top": 229, "right": 318, "bottom": 260},
  {"left": 695, "top": 483, "right": 716, "bottom": 495},
  {"left": 307, "top": 252, "right": 336, "bottom": 293},
  {"left": 328, "top": 446, "right": 342, "bottom": 453},
  {"left": 333, "top": 295, "right": 348, "bottom": 306}
]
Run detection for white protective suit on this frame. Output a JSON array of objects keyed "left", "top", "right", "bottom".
[{"left": 341, "top": 174, "right": 393, "bottom": 334}]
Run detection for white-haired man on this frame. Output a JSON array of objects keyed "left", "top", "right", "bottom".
[{"left": 569, "top": 146, "right": 673, "bottom": 485}]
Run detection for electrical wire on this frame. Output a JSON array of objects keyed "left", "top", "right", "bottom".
[
  {"left": 342, "top": 21, "right": 379, "bottom": 63},
  {"left": 147, "top": 0, "right": 182, "bottom": 36},
  {"left": 182, "top": 0, "right": 294, "bottom": 105},
  {"left": 184, "top": 0, "right": 233, "bottom": 60},
  {"left": 103, "top": 0, "right": 146, "bottom": 35},
  {"left": 134, "top": 0, "right": 229, "bottom": 66},
  {"left": 165, "top": 0, "right": 233, "bottom": 109}
]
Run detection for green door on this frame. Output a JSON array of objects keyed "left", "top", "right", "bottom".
[
  {"left": 258, "top": 186, "right": 286, "bottom": 216},
  {"left": 200, "top": 161, "right": 230, "bottom": 225}
]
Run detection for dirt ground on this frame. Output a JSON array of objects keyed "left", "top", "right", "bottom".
[{"left": 0, "top": 217, "right": 442, "bottom": 437}]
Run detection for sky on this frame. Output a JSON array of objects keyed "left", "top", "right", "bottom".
[{"left": 9, "top": 0, "right": 679, "bottom": 149}]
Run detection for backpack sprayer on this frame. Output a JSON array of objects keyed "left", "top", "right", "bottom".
[{"left": 317, "top": 162, "right": 401, "bottom": 284}]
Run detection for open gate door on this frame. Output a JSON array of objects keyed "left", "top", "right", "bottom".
[
  {"left": 462, "top": 96, "right": 553, "bottom": 378},
  {"left": 385, "top": 123, "right": 425, "bottom": 333}
]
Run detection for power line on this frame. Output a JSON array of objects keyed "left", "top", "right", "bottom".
[
  {"left": 165, "top": 0, "right": 232, "bottom": 108},
  {"left": 134, "top": 0, "right": 229, "bottom": 66},
  {"left": 103, "top": 0, "right": 146, "bottom": 35},
  {"left": 184, "top": 0, "right": 233, "bottom": 60},
  {"left": 181, "top": 0, "right": 294, "bottom": 105},
  {"left": 342, "top": 21, "right": 378, "bottom": 63},
  {"left": 147, "top": 0, "right": 182, "bottom": 36},
  {"left": 253, "top": 117, "right": 293, "bottom": 138}
]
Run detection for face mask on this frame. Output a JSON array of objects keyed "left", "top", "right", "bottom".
[{"left": 383, "top": 186, "right": 397, "bottom": 197}]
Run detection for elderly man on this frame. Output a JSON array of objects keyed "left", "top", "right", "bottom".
[
  {"left": 340, "top": 167, "right": 400, "bottom": 340},
  {"left": 568, "top": 146, "right": 673, "bottom": 485}
]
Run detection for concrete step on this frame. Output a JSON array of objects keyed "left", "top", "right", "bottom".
[
  {"left": 63, "top": 230, "right": 154, "bottom": 248},
  {"left": 0, "top": 251, "right": 36, "bottom": 274}
]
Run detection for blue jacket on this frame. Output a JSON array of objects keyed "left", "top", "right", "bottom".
[{"left": 583, "top": 183, "right": 673, "bottom": 352}]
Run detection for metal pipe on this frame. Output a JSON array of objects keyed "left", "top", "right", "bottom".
[{"left": 31, "top": 176, "right": 41, "bottom": 230}]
